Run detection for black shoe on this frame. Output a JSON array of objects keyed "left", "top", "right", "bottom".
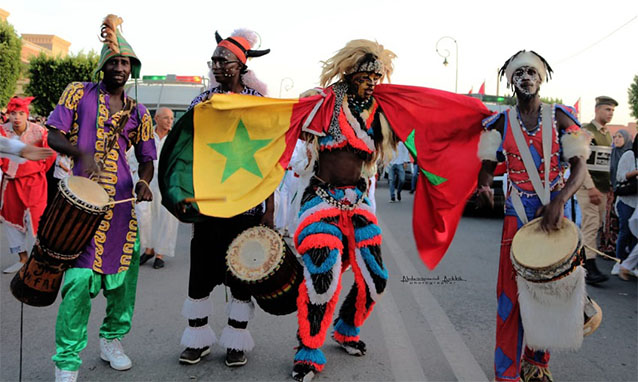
[
  {"left": 409, "top": 189, "right": 415, "bottom": 194},
  {"left": 397, "top": 192, "right": 401, "bottom": 201},
  {"left": 292, "top": 363, "right": 316, "bottom": 382},
  {"left": 225, "top": 349, "right": 247, "bottom": 367},
  {"left": 584, "top": 259, "right": 609, "bottom": 284},
  {"left": 332, "top": 334, "right": 366, "bottom": 356},
  {"left": 139, "top": 253, "right": 154, "bottom": 265},
  {"left": 389, "top": 196, "right": 396, "bottom": 203},
  {"left": 179, "top": 346, "right": 210, "bottom": 365},
  {"left": 153, "top": 258, "right": 165, "bottom": 269}
]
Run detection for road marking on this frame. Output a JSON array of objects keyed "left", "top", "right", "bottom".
[
  {"left": 376, "top": 286, "right": 428, "bottom": 381},
  {"left": 379, "top": 218, "right": 489, "bottom": 382}
]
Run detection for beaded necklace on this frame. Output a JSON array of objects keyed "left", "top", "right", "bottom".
[
  {"left": 347, "top": 94, "right": 374, "bottom": 115},
  {"left": 516, "top": 104, "right": 542, "bottom": 136}
]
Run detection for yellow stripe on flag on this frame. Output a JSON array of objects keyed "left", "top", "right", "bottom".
[{"left": 193, "top": 94, "right": 298, "bottom": 217}]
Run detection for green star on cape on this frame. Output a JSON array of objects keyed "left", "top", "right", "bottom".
[
  {"left": 404, "top": 129, "right": 447, "bottom": 186},
  {"left": 208, "top": 119, "right": 272, "bottom": 183}
]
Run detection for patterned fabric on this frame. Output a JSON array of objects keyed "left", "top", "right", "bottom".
[
  {"left": 293, "top": 177, "right": 387, "bottom": 371},
  {"left": 482, "top": 104, "right": 581, "bottom": 218},
  {"left": 47, "top": 81, "right": 156, "bottom": 274},
  {"left": 318, "top": 82, "right": 378, "bottom": 158}
]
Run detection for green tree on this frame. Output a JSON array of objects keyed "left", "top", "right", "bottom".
[
  {"left": 502, "top": 94, "right": 564, "bottom": 106},
  {"left": 25, "top": 51, "right": 99, "bottom": 116},
  {"left": 0, "top": 20, "right": 22, "bottom": 108},
  {"left": 629, "top": 75, "right": 638, "bottom": 120}
]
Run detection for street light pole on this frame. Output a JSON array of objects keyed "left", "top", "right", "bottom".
[
  {"left": 279, "top": 77, "right": 294, "bottom": 98},
  {"left": 435, "top": 36, "right": 458, "bottom": 93}
]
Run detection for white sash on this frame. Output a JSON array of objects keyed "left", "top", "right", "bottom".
[{"left": 508, "top": 104, "right": 554, "bottom": 224}]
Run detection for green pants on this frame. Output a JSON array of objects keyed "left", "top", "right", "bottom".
[{"left": 52, "top": 242, "right": 140, "bottom": 371}]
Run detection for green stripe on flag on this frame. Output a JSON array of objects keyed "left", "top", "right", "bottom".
[
  {"left": 405, "top": 129, "right": 417, "bottom": 160},
  {"left": 421, "top": 168, "right": 447, "bottom": 185}
]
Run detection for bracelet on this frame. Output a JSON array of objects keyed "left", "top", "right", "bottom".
[{"left": 136, "top": 179, "right": 150, "bottom": 190}]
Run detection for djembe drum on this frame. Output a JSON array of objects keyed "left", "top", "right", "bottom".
[
  {"left": 511, "top": 217, "right": 602, "bottom": 351},
  {"left": 226, "top": 226, "right": 302, "bottom": 315},
  {"left": 11, "top": 176, "right": 110, "bottom": 307}
]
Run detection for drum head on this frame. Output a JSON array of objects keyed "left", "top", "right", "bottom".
[
  {"left": 227, "top": 226, "right": 284, "bottom": 282},
  {"left": 65, "top": 176, "right": 110, "bottom": 208},
  {"left": 512, "top": 217, "right": 579, "bottom": 269}
]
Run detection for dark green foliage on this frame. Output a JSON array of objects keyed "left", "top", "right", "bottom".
[
  {"left": 628, "top": 75, "right": 638, "bottom": 120},
  {"left": 25, "top": 51, "right": 99, "bottom": 116},
  {"left": 0, "top": 20, "right": 22, "bottom": 108}
]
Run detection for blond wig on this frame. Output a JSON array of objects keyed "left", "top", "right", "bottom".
[{"left": 319, "top": 40, "right": 396, "bottom": 87}]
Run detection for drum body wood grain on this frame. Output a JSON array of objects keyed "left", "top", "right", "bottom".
[
  {"left": 10, "top": 176, "right": 110, "bottom": 306},
  {"left": 226, "top": 226, "right": 302, "bottom": 315}
]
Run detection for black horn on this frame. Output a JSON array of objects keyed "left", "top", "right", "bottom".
[
  {"left": 215, "top": 30, "right": 223, "bottom": 44},
  {"left": 247, "top": 49, "right": 270, "bottom": 58}
]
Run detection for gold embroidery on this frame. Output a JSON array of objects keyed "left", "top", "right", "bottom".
[
  {"left": 140, "top": 111, "right": 152, "bottom": 143},
  {"left": 58, "top": 82, "right": 84, "bottom": 110}
]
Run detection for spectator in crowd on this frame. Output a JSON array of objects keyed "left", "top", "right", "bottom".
[
  {"left": 388, "top": 141, "right": 410, "bottom": 202},
  {"left": 615, "top": 137, "right": 638, "bottom": 280},
  {"left": 575, "top": 96, "right": 617, "bottom": 284},
  {"left": 409, "top": 162, "right": 418, "bottom": 194},
  {"left": 138, "top": 107, "right": 179, "bottom": 269},
  {"left": 1, "top": 96, "right": 56, "bottom": 274}
]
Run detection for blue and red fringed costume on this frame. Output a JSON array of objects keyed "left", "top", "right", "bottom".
[{"left": 293, "top": 177, "right": 387, "bottom": 372}]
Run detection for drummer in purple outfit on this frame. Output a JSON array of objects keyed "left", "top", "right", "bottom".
[{"left": 46, "top": 15, "right": 155, "bottom": 382}]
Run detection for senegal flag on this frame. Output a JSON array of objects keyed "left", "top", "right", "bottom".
[{"left": 159, "top": 93, "right": 323, "bottom": 221}]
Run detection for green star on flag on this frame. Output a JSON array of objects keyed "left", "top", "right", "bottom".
[{"left": 208, "top": 119, "right": 272, "bottom": 183}]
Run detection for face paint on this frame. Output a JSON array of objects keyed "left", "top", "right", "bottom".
[
  {"left": 512, "top": 66, "right": 541, "bottom": 96},
  {"left": 211, "top": 46, "right": 241, "bottom": 83},
  {"left": 348, "top": 71, "right": 381, "bottom": 100}
]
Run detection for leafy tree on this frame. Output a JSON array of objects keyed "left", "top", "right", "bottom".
[
  {"left": 25, "top": 51, "right": 99, "bottom": 116},
  {"left": 629, "top": 74, "right": 638, "bottom": 120},
  {"left": 0, "top": 20, "right": 22, "bottom": 108}
]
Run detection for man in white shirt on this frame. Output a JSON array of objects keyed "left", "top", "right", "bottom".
[{"left": 387, "top": 141, "right": 410, "bottom": 202}]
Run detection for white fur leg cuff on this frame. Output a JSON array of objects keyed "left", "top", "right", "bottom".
[
  {"left": 477, "top": 129, "right": 502, "bottom": 161},
  {"left": 180, "top": 325, "right": 217, "bottom": 349},
  {"left": 182, "top": 296, "right": 212, "bottom": 319},
  {"left": 218, "top": 326, "right": 255, "bottom": 352},
  {"left": 226, "top": 297, "right": 255, "bottom": 322},
  {"left": 561, "top": 132, "right": 591, "bottom": 161}
]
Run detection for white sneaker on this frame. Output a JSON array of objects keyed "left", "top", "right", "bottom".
[
  {"left": 100, "top": 337, "right": 132, "bottom": 370},
  {"left": 611, "top": 262, "right": 621, "bottom": 275},
  {"left": 55, "top": 367, "right": 78, "bottom": 382},
  {"left": 3, "top": 261, "right": 24, "bottom": 274}
]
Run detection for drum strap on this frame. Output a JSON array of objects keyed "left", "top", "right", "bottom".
[
  {"left": 508, "top": 104, "right": 553, "bottom": 224},
  {"left": 97, "top": 99, "right": 137, "bottom": 170}
]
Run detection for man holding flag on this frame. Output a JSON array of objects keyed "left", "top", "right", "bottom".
[{"left": 175, "top": 28, "right": 274, "bottom": 368}]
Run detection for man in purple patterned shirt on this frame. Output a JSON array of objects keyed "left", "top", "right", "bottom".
[{"left": 46, "top": 15, "right": 155, "bottom": 382}]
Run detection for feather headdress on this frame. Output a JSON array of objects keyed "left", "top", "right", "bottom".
[
  {"left": 320, "top": 40, "right": 396, "bottom": 87},
  {"left": 93, "top": 14, "right": 141, "bottom": 79},
  {"left": 99, "top": 14, "right": 123, "bottom": 54}
]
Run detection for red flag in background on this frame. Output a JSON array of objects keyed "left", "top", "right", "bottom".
[
  {"left": 468, "top": 87, "right": 473, "bottom": 94},
  {"left": 373, "top": 84, "right": 493, "bottom": 269},
  {"left": 573, "top": 98, "right": 581, "bottom": 120},
  {"left": 478, "top": 81, "right": 486, "bottom": 95}
]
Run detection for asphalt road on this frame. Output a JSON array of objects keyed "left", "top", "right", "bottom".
[{"left": 1, "top": 182, "right": 636, "bottom": 381}]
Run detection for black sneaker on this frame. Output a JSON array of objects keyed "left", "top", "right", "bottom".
[
  {"left": 389, "top": 196, "right": 396, "bottom": 203},
  {"left": 397, "top": 192, "right": 401, "bottom": 201},
  {"left": 225, "top": 349, "right": 247, "bottom": 367},
  {"left": 292, "top": 363, "right": 316, "bottom": 382},
  {"left": 153, "top": 258, "right": 165, "bottom": 269},
  {"left": 179, "top": 346, "right": 210, "bottom": 365},
  {"left": 584, "top": 259, "right": 609, "bottom": 284}
]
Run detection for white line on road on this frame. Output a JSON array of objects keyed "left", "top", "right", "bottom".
[
  {"left": 376, "top": 285, "right": 429, "bottom": 381},
  {"left": 379, "top": 218, "right": 489, "bottom": 382}
]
